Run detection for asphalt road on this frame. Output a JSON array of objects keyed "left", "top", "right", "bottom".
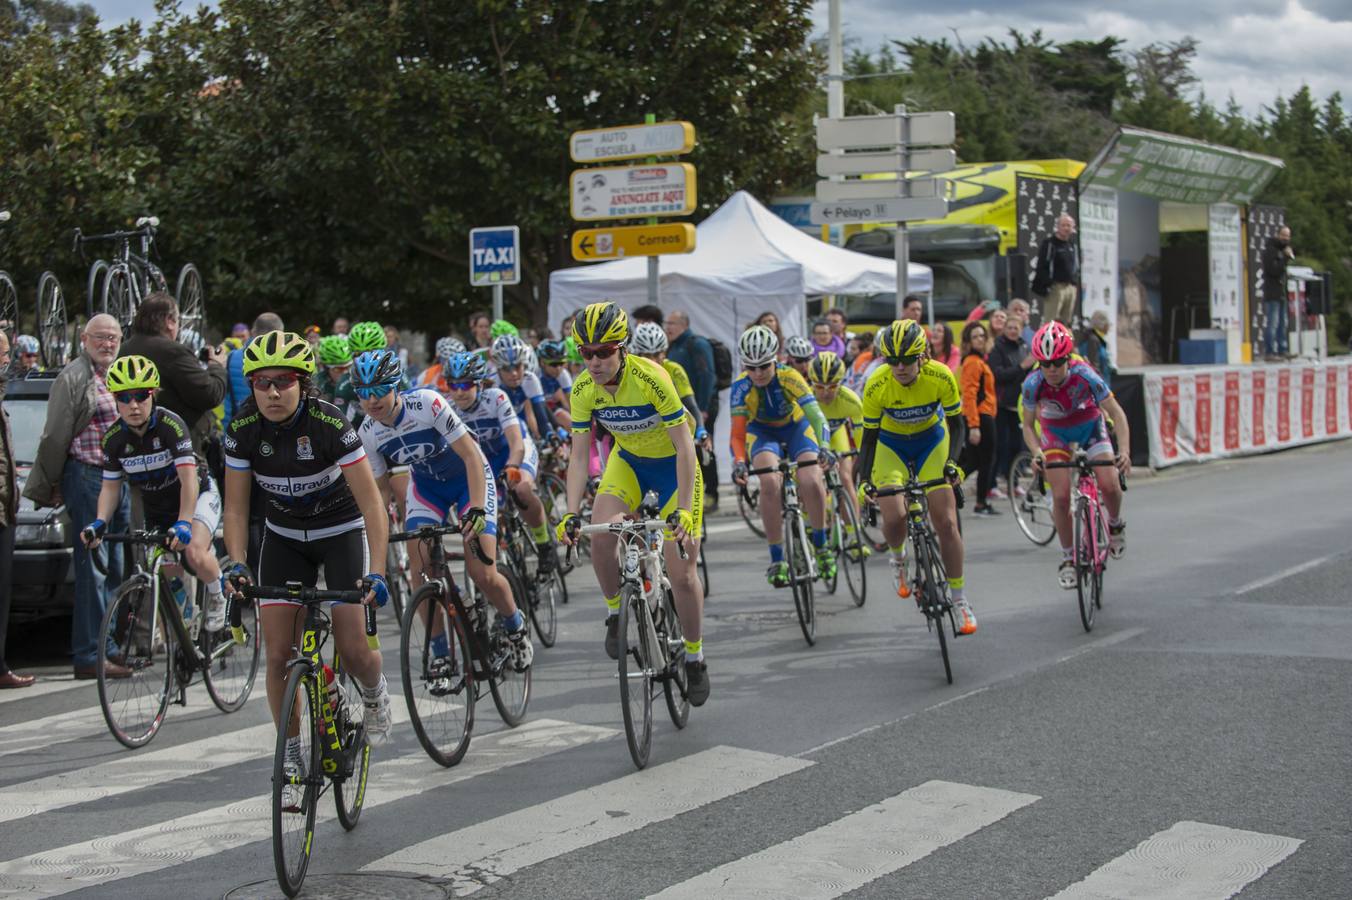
[{"left": 1, "top": 440, "right": 1349, "bottom": 899}]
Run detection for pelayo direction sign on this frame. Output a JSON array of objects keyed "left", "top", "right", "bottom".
[
  {"left": 571, "top": 223, "right": 696, "bottom": 262},
  {"left": 570, "top": 121, "right": 696, "bottom": 163},
  {"left": 570, "top": 163, "right": 697, "bottom": 221}
]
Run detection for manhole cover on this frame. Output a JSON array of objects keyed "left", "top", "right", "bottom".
[{"left": 225, "top": 873, "right": 449, "bottom": 899}]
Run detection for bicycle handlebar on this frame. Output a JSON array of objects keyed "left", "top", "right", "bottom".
[
  {"left": 1040, "top": 456, "right": 1128, "bottom": 491},
  {"left": 87, "top": 530, "right": 177, "bottom": 576},
  {"left": 389, "top": 524, "right": 492, "bottom": 565},
  {"left": 747, "top": 457, "right": 822, "bottom": 477},
  {"left": 869, "top": 478, "right": 951, "bottom": 498},
  {"left": 237, "top": 581, "right": 378, "bottom": 639},
  {"left": 580, "top": 517, "right": 689, "bottom": 560}
]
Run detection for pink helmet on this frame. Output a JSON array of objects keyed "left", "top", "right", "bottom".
[{"left": 1030, "top": 321, "right": 1074, "bottom": 362}]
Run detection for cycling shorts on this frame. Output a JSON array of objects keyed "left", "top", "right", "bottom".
[
  {"left": 872, "top": 422, "right": 950, "bottom": 493},
  {"left": 258, "top": 524, "right": 367, "bottom": 608},
  {"left": 146, "top": 476, "right": 221, "bottom": 537},
  {"left": 597, "top": 448, "right": 703, "bottom": 539},
  {"left": 486, "top": 438, "right": 539, "bottom": 481},
  {"left": 1041, "top": 416, "right": 1112, "bottom": 462},
  {"left": 406, "top": 467, "right": 499, "bottom": 537},
  {"left": 748, "top": 418, "right": 819, "bottom": 461}
]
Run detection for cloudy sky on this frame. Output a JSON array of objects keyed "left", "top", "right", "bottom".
[{"left": 86, "top": 1, "right": 1352, "bottom": 117}]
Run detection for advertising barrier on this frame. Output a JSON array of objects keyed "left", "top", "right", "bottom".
[{"left": 1141, "top": 359, "right": 1352, "bottom": 468}]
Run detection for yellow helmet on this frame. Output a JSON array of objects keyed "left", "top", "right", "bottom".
[
  {"left": 106, "top": 355, "right": 160, "bottom": 392},
  {"left": 808, "top": 351, "right": 845, "bottom": 385},
  {"left": 242, "top": 330, "right": 316, "bottom": 375},
  {"left": 876, "top": 320, "right": 927, "bottom": 362},
  {"left": 572, "top": 302, "right": 629, "bottom": 345}
]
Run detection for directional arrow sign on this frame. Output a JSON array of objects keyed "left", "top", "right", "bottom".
[
  {"left": 816, "top": 112, "right": 956, "bottom": 151},
  {"left": 571, "top": 223, "right": 696, "bottom": 262},
  {"left": 815, "top": 177, "right": 946, "bottom": 203},
  {"left": 809, "top": 198, "right": 950, "bottom": 225},
  {"left": 570, "top": 121, "right": 696, "bottom": 163},
  {"left": 816, "top": 148, "right": 957, "bottom": 177}
]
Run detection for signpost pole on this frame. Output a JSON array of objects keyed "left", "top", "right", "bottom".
[
  {"left": 493, "top": 283, "right": 503, "bottom": 321},
  {"left": 645, "top": 112, "right": 660, "bottom": 306},
  {"left": 895, "top": 106, "right": 914, "bottom": 323}
]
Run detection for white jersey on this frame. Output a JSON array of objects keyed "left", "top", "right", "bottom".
[{"left": 357, "top": 388, "right": 478, "bottom": 483}]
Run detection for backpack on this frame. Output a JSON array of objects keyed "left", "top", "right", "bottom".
[{"left": 708, "top": 337, "right": 733, "bottom": 391}]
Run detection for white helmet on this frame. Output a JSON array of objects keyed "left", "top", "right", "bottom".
[
  {"left": 784, "top": 335, "right": 814, "bottom": 360},
  {"left": 630, "top": 321, "right": 668, "bottom": 355},
  {"left": 739, "top": 324, "right": 779, "bottom": 367},
  {"left": 435, "top": 336, "right": 466, "bottom": 364}
]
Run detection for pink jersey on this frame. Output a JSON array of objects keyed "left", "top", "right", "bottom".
[{"left": 1021, "top": 359, "right": 1111, "bottom": 429}]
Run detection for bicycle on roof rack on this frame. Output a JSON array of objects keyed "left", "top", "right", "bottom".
[{"left": 74, "top": 216, "right": 205, "bottom": 342}]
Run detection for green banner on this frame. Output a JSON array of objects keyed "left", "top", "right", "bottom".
[{"left": 1083, "top": 128, "right": 1283, "bottom": 205}]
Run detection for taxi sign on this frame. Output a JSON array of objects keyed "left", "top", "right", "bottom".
[
  {"left": 570, "top": 121, "right": 696, "bottom": 163},
  {"left": 468, "top": 226, "right": 520, "bottom": 286},
  {"left": 570, "top": 163, "right": 697, "bottom": 221},
  {"left": 571, "top": 223, "right": 696, "bottom": 262}
]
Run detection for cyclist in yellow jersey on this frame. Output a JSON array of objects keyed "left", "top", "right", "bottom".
[
  {"left": 808, "top": 352, "right": 869, "bottom": 560},
  {"left": 857, "top": 320, "right": 977, "bottom": 635},
  {"left": 729, "top": 325, "right": 835, "bottom": 587},
  {"left": 556, "top": 302, "right": 709, "bottom": 706},
  {"left": 630, "top": 322, "right": 714, "bottom": 455}
]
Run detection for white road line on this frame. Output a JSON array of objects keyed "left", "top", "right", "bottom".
[
  {"left": 0, "top": 678, "right": 93, "bottom": 706},
  {"left": 704, "top": 520, "right": 751, "bottom": 536},
  {"left": 364, "top": 745, "right": 814, "bottom": 892},
  {"left": 1234, "top": 554, "right": 1335, "bottom": 596},
  {"left": 648, "top": 779, "right": 1038, "bottom": 899},
  {"left": 1047, "top": 820, "right": 1302, "bottom": 900},
  {"left": 0, "top": 690, "right": 216, "bottom": 760},
  {"left": 0, "top": 718, "right": 615, "bottom": 899}
]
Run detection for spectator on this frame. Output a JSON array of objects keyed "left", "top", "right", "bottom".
[
  {"left": 23, "top": 314, "right": 132, "bottom": 679},
  {"left": 902, "top": 295, "right": 924, "bottom": 322},
  {"left": 844, "top": 331, "right": 874, "bottom": 394},
  {"left": 1078, "top": 310, "right": 1114, "bottom": 377},
  {"left": 664, "top": 309, "right": 719, "bottom": 512},
  {"left": 10, "top": 334, "right": 39, "bottom": 377},
  {"left": 989, "top": 314, "right": 1033, "bottom": 495},
  {"left": 331, "top": 317, "right": 350, "bottom": 336},
  {"left": 959, "top": 322, "right": 999, "bottom": 515},
  {"left": 752, "top": 312, "right": 786, "bottom": 362},
  {"left": 224, "top": 312, "right": 284, "bottom": 422},
  {"left": 468, "top": 310, "right": 492, "bottom": 350},
  {"left": 0, "top": 332, "right": 35, "bottom": 687},
  {"left": 1009, "top": 298, "right": 1034, "bottom": 344},
  {"left": 825, "top": 307, "right": 850, "bottom": 342},
  {"left": 1261, "top": 225, "right": 1294, "bottom": 361},
  {"left": 1032, "top": 214, "right": 1080, "bottom": 326},
  {"left": 810, "top": 318, "right": 846, "bottom": 358},
  {"left": 303, "top": 324, "right": 321, "bottom": 347},
  {"left": 964, "top": 299, "right": 1002, "bottom": 327},
  {"left": 230, "top": 322, "right": 250, "bottom": 343},
  {"left": 632, "top": 305, "right": 664, "bottom": 326},
  {"left": 383, "top": 324, "right": 410, "bottom": 372},
  {"left": 119, "top": 292, "right": 227, "bottom": 451},
  {"left": 990, "top": 308, "right": 1008, "bottom": 338},
  {"left": 929, "top": 322, "right": 960, "bottom": 373}
]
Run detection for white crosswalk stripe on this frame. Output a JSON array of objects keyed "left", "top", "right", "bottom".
[
  {"left": 0, "top": 678, "right": 94, "bottom": 706},
  {"left": 0, "top": 691, "right": 211, "bottom": 760}
]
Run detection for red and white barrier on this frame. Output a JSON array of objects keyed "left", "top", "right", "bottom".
[{"left": 1142, "top": 359, "right": 1352, "bottom": 468}]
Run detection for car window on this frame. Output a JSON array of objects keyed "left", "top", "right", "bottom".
[{"left": 6, "top": 399, "right": 48, "bottom": 465}]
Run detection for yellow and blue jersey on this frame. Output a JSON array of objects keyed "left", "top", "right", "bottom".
[
  {"left": 570, "top": 355, "right": 687, "bottom": 459},
  {"left": 861, "top": 360, "right": 961, "bottom": 436},
  {"left": 729, "top": 364, "right": 818, "bottom": 427}
]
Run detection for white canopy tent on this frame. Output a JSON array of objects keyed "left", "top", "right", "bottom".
[{"left": 547, "top": 189, "right": 932, "bottom": 343}]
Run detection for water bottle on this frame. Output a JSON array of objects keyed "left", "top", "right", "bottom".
[
  {"left": 169, "top": 575, "right": 192, "bottom": 621},
  {"left": 322, "top": 665, "right": 341, "bottom": 721}
]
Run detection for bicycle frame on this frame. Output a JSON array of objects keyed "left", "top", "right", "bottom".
[
  {"left": 581, "top": 514, "right": 681, "bottom": 675},
  {"left": 103, "top": 535, "right": 208, "bottom": 682},
  {"left": 748, "top": 454, "right": 820, "bottom": 582},
  {"left": 1045, "top": 451, "right": 1117, "bottom": 574}
]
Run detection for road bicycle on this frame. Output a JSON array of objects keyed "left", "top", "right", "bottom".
[
  {"left": 35, "top": 269, "right": 71, "bottom": 368},
  {"left": 822, "top": 448, "right": 867, "bottom": 607},
  {"left": 0, "top": 210, "right": 17, "bottom": 345},
  {"left": 232, "top": 581, "right": 376, "bottom": 898},
  {"left": 579, "top": 491, "right": 691, "bottom": 769},
  {"left": 868, "top": 471, "right": 965, "bottom": 685},
  {"left": 91, "top": 531, "right": 260, "bottom": 748},
  {"left": 1043, "top": 449, "right": 1127, "bottom": 632},
  {"left": 1008, "top": 450, "right": 1056, "bottom": 546},
  {"left": 736, "top": 474, "right": 766, "bottom": 539},
  {"left": 392, "top": 523, "right": 531, "bottom": 768},
  {"left": 75, "top": 216, "right": 205, "bottom": 341},
  {"left": 383, "top": 503, "right": 412, "bottom": 627},
  {"left": 497, "top": 474, "right": 567, "bottom": 647},
  {"left": 745, "top": 454, "right": 821, "bottom": 647}
]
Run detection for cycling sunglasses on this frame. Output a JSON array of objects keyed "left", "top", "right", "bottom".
[
  {"left": 114, "top": 389, "right": 153, "bottom": 405},
  {"left": 884, "top": 354, "right": 922, "bottom": 366},
  {"left": 746, "top": 361, "right": 776, "bottom": 372},
  {"left": 578, "top": 343, "right": 623, "bottom": 361},
  {"left": 354, "top": 383, "right": 396, "bottom": 400},
  {"left": 250, "top": 373, "right": 301, "bottom": 391},
  {"left": 445, "top": 380, "right": 477, "bottom": 391},
  {"left": 1045, "top": 356, "right": 1072, "bottom": 369}
]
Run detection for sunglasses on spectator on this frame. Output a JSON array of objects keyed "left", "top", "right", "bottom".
[
  {"left": 250, "top": 373, "right": 301, "bottom": 392},
  {"left": 884, "top": 355, "right": 922, "bottom": 366},
  {"left": 446, "top": 381, "right": 477, "bottom": 391},
  {"left": 579, "top": 343, "right": 622, "bottom": 361},
  {"left": 1046, "top": 356, "right": 1071, "bottom": 369},
  {"left": 114, "top": 390, "right": 153, "bottom": 405},
  {"left": 746, "top": 361, "right": 775, "bottom": 372},
  {"left": 86, "top": 333, "right": 120, "bottom": 346},
  {"left": 354, "top": 383, "right": 396, "bottom": 400}
]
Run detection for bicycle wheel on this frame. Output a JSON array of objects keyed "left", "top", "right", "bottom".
[
  {"left": 786, "top": 511, "right": 816, "bottom": 647},
  {"left": 0, "top": 272, "right": 16, "bottom": 342},
  {"left": 333, "top": 666, "right": 371, "bottom": 831},
  {"left": 1074, "top": 497, "right": 1095, "bottom": 632},
  {"left": 822, "top": 506, "right": 840, "bottom": 596},
  {"left": 175, "top": 263, "right": 206, "bottom": 345},
  {"left": 386, "top": 540, "right": 410, "bottom": 627},
  {"left": 1009, "top": 452, "right": 1056, "bottom": 546},
  {"left": 617, "top": 583, "right": 654, "bottom": 769},
  {"left": 201, "top": 592, "right": 260, "bottom": 713},
  {"left": 738, "top": 481, "right": 765, "bottom": 538},
  {"left": 401, "top": 584, "right": 473, "bottom": 767},
  {"left": 697, "top": 536, "right": 709, "bottom": 599},
  {"left": 838, "top": 489, "right": 867, "bottom": 607},
  {"left": 1093, "top": 503, "right": 1109, "bottom": 611},
  {"left": 489, "top": 567, "right": 531, "bottom": 727},
  {"left": 36, "top": 271, "right": 69, "bottom": 367},
  {"left": 660, "top": 583, "right": 690, "bottom": 730},
  {"left": 529, "top": 549, "right": 562, "bottom": 648},
  {"left": 85, "top": 259, "right": 109, "bottom": 319},
  {"left": 101, "top": 266, "right": 135, "bottom": 334},
  {"left": 273, "top": 665, "right": 319, "bottom": 898},
  {"left": 860, "top": 499, "right": 888, "bottom": 552},
  {"left": 98, "top": 579, "right": 174, "bottom": 748},
  {"left": 538, "top": 471, "right": 573, "bottom": 576},
  {"left": 915, "top": 535, "right": 953, "bottom": 685}
]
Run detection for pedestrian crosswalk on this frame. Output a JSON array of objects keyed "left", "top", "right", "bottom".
[{"left": 0, "top": 689, "right": 1310, "bottom": 900}]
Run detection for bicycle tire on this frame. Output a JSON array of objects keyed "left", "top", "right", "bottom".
[
  {"left": 659, "top": 582, "right": 690, "bottom": 730},
  {"left": 0, "top": 271, "right": 16, "bottom": 343},
  {"left": 1009, "top": 452, "right": 1057, "bottom": 546},
  {"left": 538, "top": 471, "right": 574, "bottom": 576},
  {"left": 838, "top": 488, "right": 867, "bottom": 607},
  {"left": 1074, "top": 496, "right": 1095, "bottom": 632},
  {"left": 272, "top": 664, "right": 319, "bottom": 898},
  {"left": 175, "top": 263, "right": 206, "bottom": 346},
  {"left": 489, "top": 566, "right": 531, "bottom": 727},
  {"left": 822, "top": 505, "right": 839, "bottom": 596},
  {"left": 333, "top": 666, "right": 371, "bottom": 831},
  {"left": 529, "top": 547, "right": 562, "bottom": 648},
  {"left": 617, "top": 582, "right": 654, "bottom": 769},
  {"left": 1093, "top": 502, "right": 1108, "bottom": 611},
  {"left": 786, "top": 510, "right": 816, "bottom": 647},
  {"left": 386, "top": 540, "right": 410, "bottom": 627},
  {"left": 915, "top": 533, "right": 953, "bottom": 685},
  {"left": 101, "top": 266, "right": 135, "bottom": 334},
  {"left": 201, "top": 592, "right": 260, "bottom": 713},
  {"left": 697, "top": 527, "right": 709, "bottom": 599},
  {"left": 738, "top": 481, "right": 766, "bottom": 538},
  {"left": 401, "top": 584, "right": 474, "bottom": 767},
  {"left": 97, "top": 579, "right": 174, "bottom": 748},
  {"left": 85, "top": 259, "right": 109, "bottom": 320},
  {"left": 36, "top": 271, "right": 69, "bottom": 367}
]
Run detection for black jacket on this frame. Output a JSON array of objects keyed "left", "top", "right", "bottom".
[
  {"left": 119, "top": 333, "right": 226, "bottom": 449},
  {"left": 1261, "top": 236, "right": 1290, "bottom": 302},
  {"left": 988, "top": 334, "right": 1030, "bottom": 411},
  {"left": 1032, "top": 234, "right": 1079, "bottom": 295}
]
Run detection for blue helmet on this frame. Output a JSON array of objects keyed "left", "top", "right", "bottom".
[
  {"left": 351, "top": 350, "right": 402, "bottom": 391},
  {"left": 444, "top": 351, "right": 487, "bottom": 382}
]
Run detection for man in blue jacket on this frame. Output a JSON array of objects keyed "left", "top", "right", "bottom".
[
  {"left": 664, "top": 309, "right": 720, "bottom": 511},
  {"left": 222, "top": 312, "right": 283, "bottom": 421}
]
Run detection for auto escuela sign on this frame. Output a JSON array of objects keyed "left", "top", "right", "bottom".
[{"left": 570, "top": 163, "right": 697, "bottom": 221}]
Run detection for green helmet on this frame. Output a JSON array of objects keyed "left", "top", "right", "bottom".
[
  {"left": 106, "top": 355, "right": 160, "bottom": 392},
  {"left": 347, "top": 321, "right": 387, "bottom": 353},
  {"left": 564, "top": 335, "right": 583, "bottom": 365},
  {"left": 489, "top": 319, "right": 519, "bottom": 339},
  {"left": 243, "top": 330, "right": 316, "bottom": 375},
  {"left": 317, "top": 334, "right": 352, "bottom": 366}
]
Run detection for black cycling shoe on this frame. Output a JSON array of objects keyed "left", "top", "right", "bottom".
[
  {"left": 685, "top": 659, "right": 710, "bottom": 707},
  {"left": 536, "top": 543, "right": 556, "bottom": 579},
  {"left": 604, "top": 614, "right": 620, "bottom": 660}
]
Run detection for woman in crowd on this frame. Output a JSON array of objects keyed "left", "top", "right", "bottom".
[
  {"left": 929, "top": 322, "right": 960, "bottom": 373},
  {"left": 959, "top": 321, "right": 999, "bottom": 516},
  {"left": 752, "top": 312, "right": 787, "bottom": 363}
]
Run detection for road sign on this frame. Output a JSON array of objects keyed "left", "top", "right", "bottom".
[
  {"left": 815, "top": 177, "right": 946, "bottom": 203},
  {"left": 809, "top": 197, "right": 950, "bottom": 225},
  {"left": 816, "top": 112, "right": 956, "bottom": 151},
  {"left": 468, "top": 226, "right": 520, "bottom": 286},
  {"left": 816, "top": 148, "right": 957, "bottom": 177},
  {"left": 570, "top": 163, "right": 697, "bottom": 221},
  {"left": 570, "top": 121, "right": 696, "bottom": 163},
  {"left": 571, "top": 223, "right": 696, "bottom": 262}
]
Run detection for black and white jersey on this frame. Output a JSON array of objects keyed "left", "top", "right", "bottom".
[{"left": 100, "top": 408, "right": 208, "bottom": 523}]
